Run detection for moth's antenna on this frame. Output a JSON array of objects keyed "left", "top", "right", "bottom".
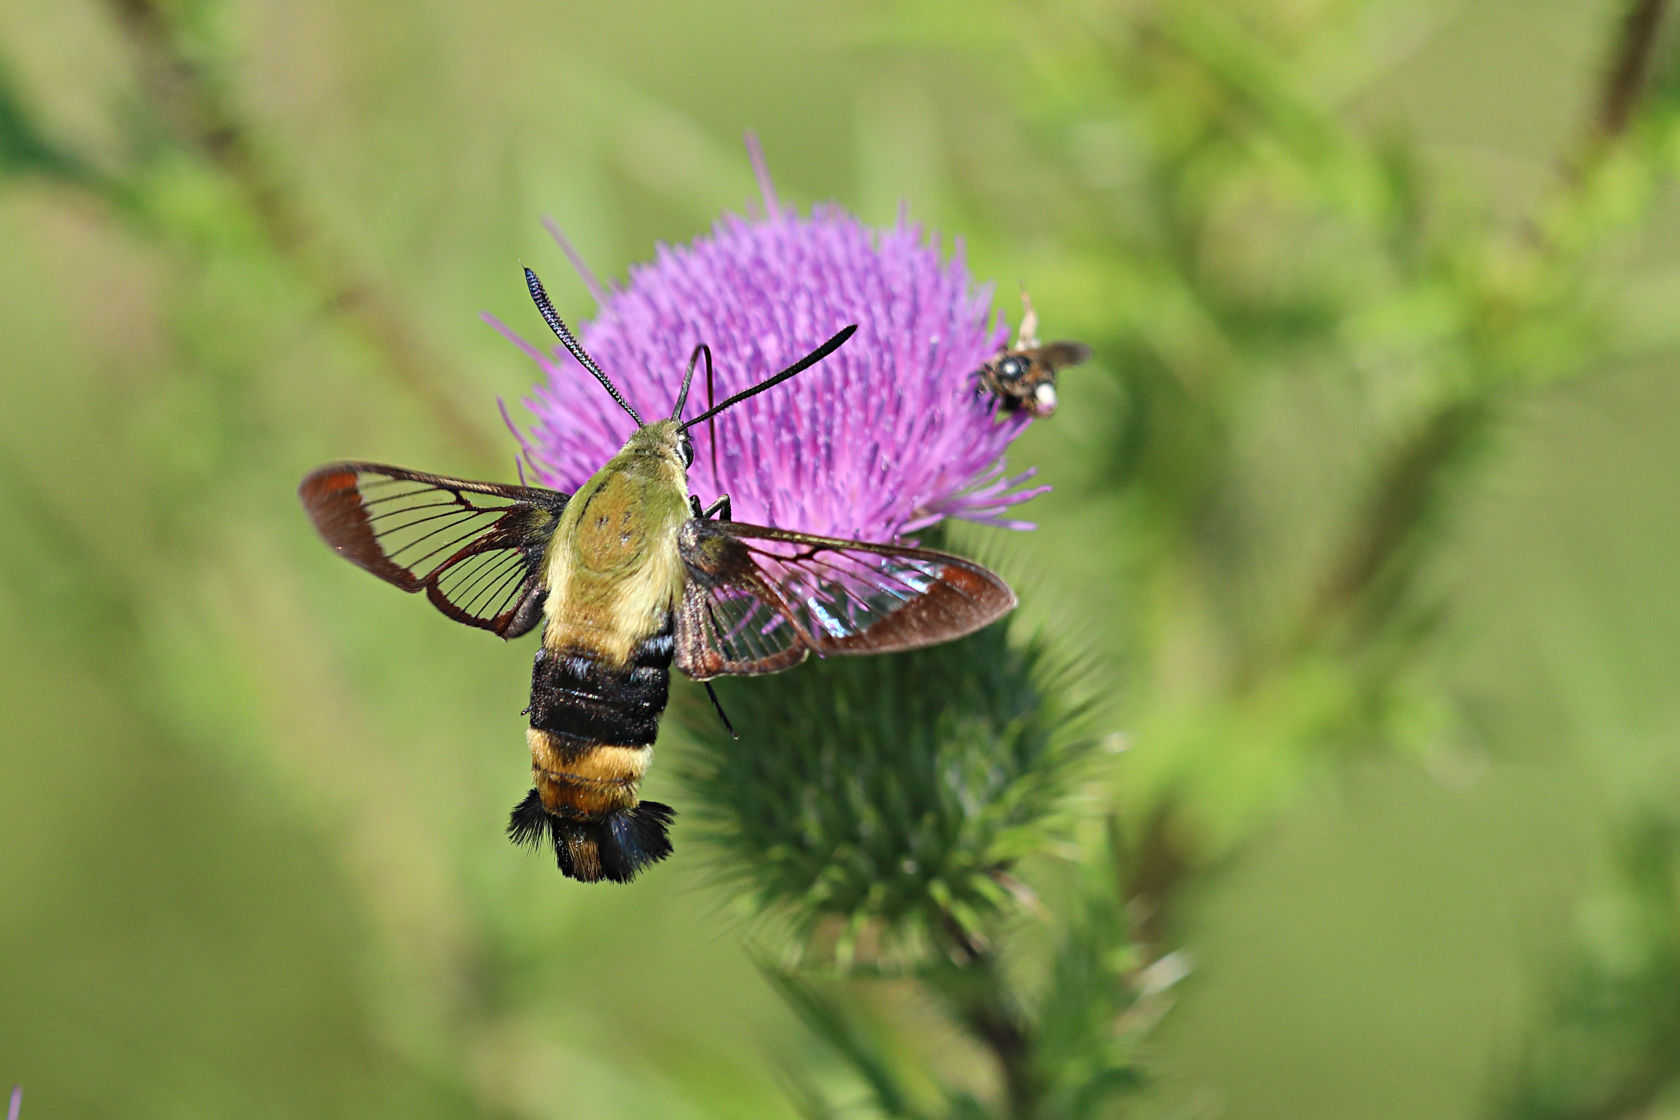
[
  {"left": 524, "top": 267, "right": 643, "bottom": 425},
  {"left": 705, "top": 347, "right": 720, "bottom": 485},
  {"left": 671, "top": 343, "right": 709, "bottom": 421},
  {"left": 703, "top": 681, "right": 738, "bottom": 739},
  {"left": 680, "top": 323, "right": 857, "bottom": 430}
]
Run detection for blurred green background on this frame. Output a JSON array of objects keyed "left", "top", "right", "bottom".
[{"left": 4, "top": 0, "right": 1680, "bottom": 1117}]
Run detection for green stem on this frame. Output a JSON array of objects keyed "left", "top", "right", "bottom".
[{"left": 938, "top": 918, "right": 1037, "bottom": 1120}]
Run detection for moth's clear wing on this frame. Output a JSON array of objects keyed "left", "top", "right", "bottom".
[
  {"left": 673, "top": 519, "right": 1015, "bottom": 680},
  {"left": 299, "top": 462, "right": 567, "bottom": 637}
]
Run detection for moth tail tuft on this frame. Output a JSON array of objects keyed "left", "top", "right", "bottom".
[
  {"left": 600, "top": 800, "right": 676, "bottom": 881},
  {"left": 506, "top": 793, "right": 675, "bottom": 884},
  {"left": 507, "top": 789, "right": 551, "bottom": 850}
]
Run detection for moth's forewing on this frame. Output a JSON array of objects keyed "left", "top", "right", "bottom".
[
  {"left": 299, "top": 462, "right": 569, "bottom": 637},
  {"left": 673, "top": 518, "right": 1015, "bottom": 680}
]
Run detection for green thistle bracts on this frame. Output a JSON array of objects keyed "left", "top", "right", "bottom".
[{"left": 678, "top": 621, "right": 1097, "bottom": 948}]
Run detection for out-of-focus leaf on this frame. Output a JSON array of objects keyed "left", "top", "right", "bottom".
[{"left": 0, "top": 60, "right": 94, "bottom": 184}]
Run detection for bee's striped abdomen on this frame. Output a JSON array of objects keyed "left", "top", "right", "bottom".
[{"left": 508, "top": 616, "right": 677, "bottom": 883}]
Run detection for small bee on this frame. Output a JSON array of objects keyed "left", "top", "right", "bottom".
[{"left": 975, "top": 291, "right": 1090, "bottom": 418}]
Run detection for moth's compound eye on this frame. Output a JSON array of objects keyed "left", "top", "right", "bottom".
[{"left": 678, "top": 434, "right": 695, "bottom": 468}]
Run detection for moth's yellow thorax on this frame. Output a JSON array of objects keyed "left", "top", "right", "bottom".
[{"left": 540, "top": 425, "right": 690, "bottom": 666}]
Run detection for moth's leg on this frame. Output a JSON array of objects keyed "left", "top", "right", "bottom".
[
  {"left": 703, "top": 681, "right": 738, "bottom": 739},
  {"left": 689, "top": 494, "right": 732, "bottom": 521}
]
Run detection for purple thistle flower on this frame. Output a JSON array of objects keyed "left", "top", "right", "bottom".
[{"left": 488, "top": 145, "right": 1047, "bottom": 540}]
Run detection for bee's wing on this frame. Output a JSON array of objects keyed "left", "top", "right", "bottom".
[
  {"left": 1039, "top": 341, "right": 1092, "bottom": 371},
  {"left": 672, "top": 519, "right": 1016, "bottom": 680},
  {"left": 299, "top": 462, "right": 568, "bottom": 638}
]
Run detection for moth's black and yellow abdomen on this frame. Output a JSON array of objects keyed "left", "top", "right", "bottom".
[
  {"left": 512, "top": 621, "right": 679, "bottom": 882},
  {"left": 527, "top": 644, "right": 670, "bottom": 747}
]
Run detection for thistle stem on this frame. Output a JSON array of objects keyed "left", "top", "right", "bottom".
[{"left": 938, "top": 917, "right": 1037, "bottom": 1120}]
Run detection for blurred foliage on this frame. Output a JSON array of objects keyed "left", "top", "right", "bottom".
[
  {"left": 1490, "top": 796, "right": 1680, "bottom": 1120},
  {"left": 5, "top": 0, "right": 1680, "bottom": 1118}
]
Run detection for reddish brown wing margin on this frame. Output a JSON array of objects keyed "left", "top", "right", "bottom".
[
  {"left": 673, "top": 518, "right": 1016, "bottom": 680},
  {"left": 299, "top": 461, "right": 568, "bottom": 638}
]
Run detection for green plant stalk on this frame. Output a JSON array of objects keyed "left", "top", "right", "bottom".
[{"left": 935, "top": 918, "right": 1037, "bottom": 1120}]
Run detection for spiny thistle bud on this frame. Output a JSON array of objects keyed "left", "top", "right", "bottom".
[{"left": 685, "top": 623, "right": 1096, "bottom": 949}]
